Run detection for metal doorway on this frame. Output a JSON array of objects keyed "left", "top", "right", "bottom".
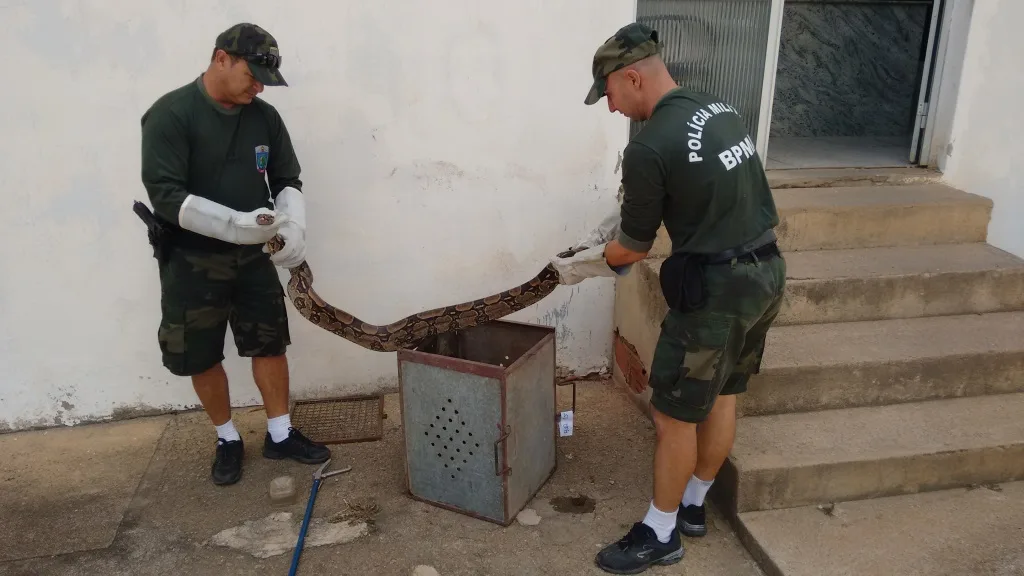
[
  {"left": 631, "top": 0, "right": 786, "bottom": 156},
  {"left": 759, "top": 0, "right": 947, "bottom": 169}
]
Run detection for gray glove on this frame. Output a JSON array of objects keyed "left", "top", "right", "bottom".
[
  {"left": 573, "top": 208, "right": 622, "bottom": 250},
  {"left": 549, "top": 207, "right": 633, "bottom": 285},
  {"left": 550, "top": 244, "right": 622, "bottom": 285}
]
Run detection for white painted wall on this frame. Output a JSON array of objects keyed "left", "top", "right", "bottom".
[
  {"left": 0, "top": 1, "right": 635, "bottom": 430},
  {"left": 941, "top": 0, "right": 1024, "bottom": 258}
]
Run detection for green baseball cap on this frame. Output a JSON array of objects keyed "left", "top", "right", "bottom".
[
  {"left": 214, "top": 23, "right": 288, "bottom": 87},
  {"left": 585, "top": 22, "right": 662, "bottom": 105}
]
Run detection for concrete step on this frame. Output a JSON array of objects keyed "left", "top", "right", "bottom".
[
  {"left": 613, "top": 244, "right": 1024, "bottom": 415},
  {"left": 765, "top": 166, "right": 941, "bottom": 189},
  {"left": 712, "top": 392, "right": 1024, "bottom": 515},
  {"left": 780, "top": 243, "right": 1024, "bottom": 325},
  {"left": 624, "top": 242, "right": 1024, "bottom": 329},
  {"left": 731, "top": 482, "right": 1024, "bottom": 576},
  {"left": 648, "top": 183, "right": 992, "bottom": 257},
  {"left": 741, "top": 311, "right": 1024, "bottom": 417}
]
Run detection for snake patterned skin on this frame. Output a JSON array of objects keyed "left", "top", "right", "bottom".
[{"left": 262, "top": 220, "right": 577, "bottom": 352}]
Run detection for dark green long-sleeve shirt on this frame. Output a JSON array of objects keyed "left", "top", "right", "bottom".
[
  {"left": 140, "top": 75, "right": 302, "bottom": 251},
  {"left": 618, "top": 88, "right": 779, "bottom": 256}
]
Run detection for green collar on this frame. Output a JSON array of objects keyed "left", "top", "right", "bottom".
[
  {"left": 196, "top": 74, "right": 242, "bottom": 116},
  {"left": 651, "top": 86, "right": 686, "bottom": 116}
]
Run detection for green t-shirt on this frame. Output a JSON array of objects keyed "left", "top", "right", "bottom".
[
  {"left": 140, "top": 75, "right": 303, "bottom": 251},
  {"left": 618, "top": 87, "right": 779, "bottom": 256}
]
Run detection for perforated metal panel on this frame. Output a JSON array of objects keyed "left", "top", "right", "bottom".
[
  {"left": 399, "top": 361, "right": 505, "bottom": 523},
  {"left": 398, "top": 320, "right": 557, "bottom": 526}
]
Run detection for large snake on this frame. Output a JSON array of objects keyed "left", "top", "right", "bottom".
[{"left": 262, "top": 215, "right": 578, "bottom": 353}]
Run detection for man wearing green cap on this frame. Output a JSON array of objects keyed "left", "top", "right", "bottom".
[
  {"left": 550, "top": 22, "right": 785, "bottom": 574},
  {"left": 139, "top": 23, "right": 329, "bottom": 486}
]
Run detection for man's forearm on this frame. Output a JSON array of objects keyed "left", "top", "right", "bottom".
[{"left": 604, "top": 238, "right": 649, "bottom": 267}]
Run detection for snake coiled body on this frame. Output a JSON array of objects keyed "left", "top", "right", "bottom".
[{"left": 265, "top": 232, "right": 575, "bottom": 352}]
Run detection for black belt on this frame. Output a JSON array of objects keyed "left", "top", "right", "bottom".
[
  {"left": 660, "top": 232, "right": 781, "bottom": 314},
  {"left": 704, "top": 241, "right": 780, "bottom": 265}
]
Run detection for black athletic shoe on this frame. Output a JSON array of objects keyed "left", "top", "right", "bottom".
[
  {"left": 262, "top": 428, "right": 331, "bottom": 464},
  {"left": 211, "top": 438, "right": 244, "bottom": 486},
  {"left": 678, "top": 504, "right": 707, "bottom": 537},
  {"left": 594, "top": 522, "right": 685, "bottom": 574}
]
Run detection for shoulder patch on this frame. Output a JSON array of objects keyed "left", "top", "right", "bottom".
[{"left": 255, "top": 145, "right": 270, "bottom": 173}]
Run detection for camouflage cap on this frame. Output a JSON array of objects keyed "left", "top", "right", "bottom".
[
  {"left": 585, "top": 22, "right": 662, "bottom": 105},
  {"left": 214, "top": 23, "right": 288, "bottom": 87}
]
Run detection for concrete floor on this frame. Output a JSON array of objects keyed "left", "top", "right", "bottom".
[
  {"left": 0, "top": 379, "right": 763, "bottom": 576},
  {"left": 741, "top": 482, "right": 1024, "bottom": 576}
]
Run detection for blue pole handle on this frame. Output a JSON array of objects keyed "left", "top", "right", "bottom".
[{"left": 288, "top": 478, "right": 321, "bottom": 576}]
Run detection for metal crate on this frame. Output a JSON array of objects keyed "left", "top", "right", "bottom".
[{"left": 397, "top": 319, "right": 557, "bottom": 526}]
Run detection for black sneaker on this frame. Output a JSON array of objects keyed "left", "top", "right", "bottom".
[
  {"left": 262, "top": 428, "right": 331, "bottom": 464},
  {"left": 678, "top": 504, "right": 707, "bottom": 537},
  {"left": 594, "top": 522, "right": 684, "bottom": 574},
  {"left": 212, "top": 438, "right": 244, "bottom": 486}
]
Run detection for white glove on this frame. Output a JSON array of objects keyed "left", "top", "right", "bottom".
[
  {"left": 550, "top": 243, "right": 629, "bottom": 285},
  {"left": 573, "top": 207, "right": 622, "bottom": 250},
  {"left": 264, "top": 186, "right": 306, "bottom": 268},
  {"left": 178, "top": 194, "right": 288, "bottom": 245}
]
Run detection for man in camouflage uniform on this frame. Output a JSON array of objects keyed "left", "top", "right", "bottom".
[
  {"left": 550, "top": 22, "right": 786, "bottom": 573},
  {"left": 140, "top": 23, "right": 329, "bottom": 486}
]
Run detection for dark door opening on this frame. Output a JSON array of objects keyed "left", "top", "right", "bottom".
[{"left": 765, "top": 0, "right": 938, "bottom": 169}]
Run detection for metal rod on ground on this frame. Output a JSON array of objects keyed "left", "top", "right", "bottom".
[
  {"left": 288, "top": 459, "right": 352, "bottom": 576},
  {"left": 288, "top": 476, "right": 320, "bottom": 576}
]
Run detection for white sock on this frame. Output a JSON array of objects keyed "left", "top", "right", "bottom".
[
  {"left": 641, "top": 501, "right": 678, "bottom": 543},
  {"left": 267, "top": 414, "right": 292, "bottom": 443},
  {"left": 215, "top": 419, "right": 240, "bottom": 442},
  {"left": 682, "top": 475, "right": 715, "bottom": 508}
]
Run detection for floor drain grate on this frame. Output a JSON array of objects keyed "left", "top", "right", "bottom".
[{"left": 289, "top": 394, "right": 384, "bottom": 444}]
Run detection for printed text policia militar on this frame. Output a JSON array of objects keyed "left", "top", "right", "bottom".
[{"left": 684, "top": 101, "right": 758, "bottom": 171}]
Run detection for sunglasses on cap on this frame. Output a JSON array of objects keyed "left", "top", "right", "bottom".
[{"left": 230, "top": 51, "right": 282, "bottom": 70}]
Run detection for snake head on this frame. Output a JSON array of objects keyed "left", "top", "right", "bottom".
[{"left": 264, "top": 234, "right": 311, "bottom": 276}]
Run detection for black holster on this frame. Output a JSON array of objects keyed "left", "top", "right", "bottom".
[
  {"left": 659, "top": 252, "right": 708, "bottom": 313},
  {"left": 132, "top": 201, "right": 176, "bottom": 265}
]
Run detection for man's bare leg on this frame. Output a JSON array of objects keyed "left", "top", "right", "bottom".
[
  {"left": 252, "top": 355, "right": 290, "bottom": 419},
  {"left": 254, "top": 354, "right": 331, "bottom": 464},
  {"left": 193, "top": 362, "right": 245, "bottom": 485},
  {"left": 652, "top": 405, "right": 699, "bottom": 513},
  {"left": 679, "top": 394, "right": 737, "bottom": 536},
  {"left": 253, "top": 354, "right": 293, "bottom": 444},
  {"left": 192, "top": 363, "right": 235, "bottom": 435},
  {"left": 593, "top": 403, "right": 690, "bottom": 573},
  {"left": 639, "top": 404, "right": 699, "bottom": 543},
  {"left": 694, "top": 394, "right": 737, "bottom": 480}
]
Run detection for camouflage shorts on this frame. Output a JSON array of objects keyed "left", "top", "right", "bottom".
[
  {"left": 648, "top": 253, "right": 786, "bottom": 423},
  {"left": 157, "top": 245, "right": 290, "bottom": 377}
]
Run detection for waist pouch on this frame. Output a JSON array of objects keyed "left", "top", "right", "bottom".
[
  {"left": 659, "top": 239, "right": 781, "bottom": 313},
  {"left": 659, "top": 252, "right": 708, "bottom": 313}
]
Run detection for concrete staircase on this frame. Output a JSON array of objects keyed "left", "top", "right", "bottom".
[{"left": 610, "top": 168, "right": 1024, "bottom": 575}]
